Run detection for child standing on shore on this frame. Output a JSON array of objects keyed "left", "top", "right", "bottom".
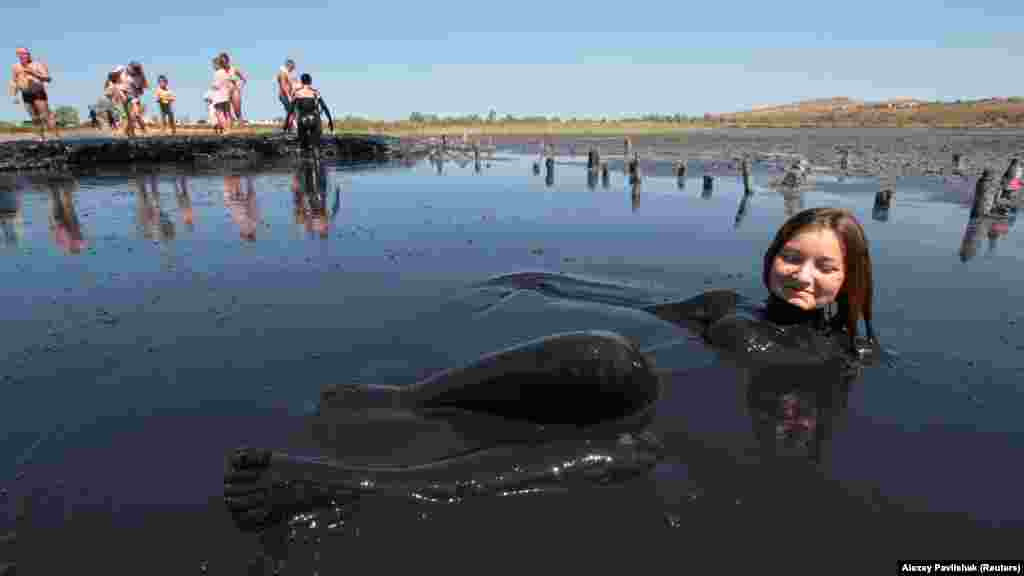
[{"left": 154, "top": 75, "right": 176, "bottom": 135}]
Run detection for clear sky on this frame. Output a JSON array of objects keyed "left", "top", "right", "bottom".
[{"left": 3, "top": 0, "right": 1022, "bottom": 122}]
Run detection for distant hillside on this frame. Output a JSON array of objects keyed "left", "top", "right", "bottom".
[{"left": 708, "top": 97, "right": 1024, "bottom": 128}]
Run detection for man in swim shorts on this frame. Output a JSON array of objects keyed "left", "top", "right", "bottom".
[
  {"left": 277, "top": 59, "right": 298, "bottom": 132},
  {"left": 10, "top": 47, "right": 58, "bottom": 140}
]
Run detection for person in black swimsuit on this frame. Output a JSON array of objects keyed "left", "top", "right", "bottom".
[
  {"left": 285, "top": 73, "right": 334, "bottom": 156},
  {"left": 224, "top": 207, "right": 877, "bottom": 532}
]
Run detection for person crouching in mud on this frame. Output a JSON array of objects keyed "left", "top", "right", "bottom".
[{"left": 285, "top": 73, "right": 334, "bottom": 158}]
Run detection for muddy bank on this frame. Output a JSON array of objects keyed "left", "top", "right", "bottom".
[
  {"left": 0, "top": 133, "right": 405, "bottom": 172},
  {"left": 483, "top": 128, "right": 1024, "bottom": 180}
]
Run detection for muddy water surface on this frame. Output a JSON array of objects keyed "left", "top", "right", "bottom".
[{"left": 1, "top": 153, "right": 1022, "bottom": 573}]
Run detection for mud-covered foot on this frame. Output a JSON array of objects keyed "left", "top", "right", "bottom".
[
  {"left": 0, "top": 530, "right": 15, "bottom": 576},
  {"left": 223, "top": 448, "right": 338, "bottom": 532},
  {"left": 224, "top": 448, "right": 278, "bottom": 531}
]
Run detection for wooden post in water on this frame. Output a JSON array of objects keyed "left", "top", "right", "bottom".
[
  {"left": 545, "top": 157, "right": 555, "bottom": 187},
  {"left": 627, "top": 152, "right": 641, "bottom": 184},
  {"left": 741, "top": 157, "right": 753, "bottom": 195},
  {"left": 702, "top": 174, "right": 714, "bottom": 198},
  {"left": 952, "top": 153, "right": 965, "bottom": 177},
  {"left": 839, "top": 149, "right": 849, "bottom": 173},
  {"left": 873, "top": 188, "right": 893, "bottom": 222},
  {"left": 735, "top": 191, "right": 751, "bottom": 228},
  {"left": 624, "top": 137, "right": 632, "bottom": 162},
  {"left": 601, "top": 162, "right": 610, "bottom": 189},
  {"left": 970, "top": 169, "right": 997, "bottom": 219}
]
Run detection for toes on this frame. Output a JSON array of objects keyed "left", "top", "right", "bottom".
[
  {"left": 229, "top": 448, "right": 271, "bottom": 470},
  {"left": 224, "top": 492, "right": 266, "bottom": 512}
]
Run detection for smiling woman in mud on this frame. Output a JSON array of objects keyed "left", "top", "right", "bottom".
[{"left": 223, "top": 207, "right": 877, "bottom": 534}]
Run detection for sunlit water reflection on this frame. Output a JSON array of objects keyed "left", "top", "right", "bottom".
[{"left": 1, "top": 152, "right": 1022, "bottom": 572}]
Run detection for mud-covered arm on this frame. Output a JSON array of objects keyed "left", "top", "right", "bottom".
[
  {"left": 640, "top": 289, "right": 742, "bottom": 334},
  {"left": 318, "top": 97, "right": 334, "bottom": 132}
]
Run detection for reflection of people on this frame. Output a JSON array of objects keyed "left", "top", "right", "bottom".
[
  {"left": 174, "top": 176, "right": 194, "bottom": 232},
  {"left": 11, "top": 47, "right": 58, "bottom": 140},
  {"left": 135, "top": 175, "right": 175, "bottom": 242},
  {"left": 291, "top": 161, "right": 339, "bottom": 239},
  {"left": 224, "top": 174, "right": 261, "bottom": 241},
  {"left": 223, "top": 207, "right": 877, "bottom": 534},
  {"left": 46, "top": 178, "right": 87, "bottom": 254},
  {"left": 0, "top": 175, "right": 24, "bottom": 246},
  {"left": 285, "top": 74, "right": 334, "bottom": 154}
]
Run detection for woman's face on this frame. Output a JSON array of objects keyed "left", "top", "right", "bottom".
[{"left": 769, "top": 227, "right": 846, "bottom": 310}]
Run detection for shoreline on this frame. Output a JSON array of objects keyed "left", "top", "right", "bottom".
[{"left": 3, "top": 126, "right": 1023, "bottom": 179}]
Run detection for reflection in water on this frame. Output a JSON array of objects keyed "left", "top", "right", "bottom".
[
  {"left": 961, "top": 172, "right": 1022, "bottom": 262},
  {"left": 0, "top": 175, "right": 24, "bottom": 246},
  {"left": 175, "top": 176, "right": 195, "bottom": 232},
  {"left": 782, "top": 189, "right": 803, "bottom": 218},
  {"left": 224, "top": 174, "right": 262, "bottom": 241},
  {"left": 960, "top": 211, "right": 1018, "bottom": 262},
  {"left": 701, "top": 175, "right": 713, "bottom": 199},
  {"left": 544, "top": 158, "right": 554, "bottom": 188},
  {"left": 630, "top": 178, "right": 641, "bottom": 212},
  {"left": 587, "top": 169, "right": 597, "bottom": 190},
  {"left": 135, "top": 174, "right": 175, "bottom": 243},
  {"left": 291, "top": 161, "right": 341, "bottom": 239},
  {"left": 735, "top": 190, "right": 752, "bottom": 229},
  {"left": 745, "top": 361, "right": 853, "bottom": 464},
  {"left": 47, "top": 177, "right": 88, "bottom": 254},
  {"left": 872, "top": 189, "right": 893, "bottom": 223}
]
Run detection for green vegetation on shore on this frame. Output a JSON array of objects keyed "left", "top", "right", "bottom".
[{"left": 5, "top": 97, "right": 1024, "bottom": 137}]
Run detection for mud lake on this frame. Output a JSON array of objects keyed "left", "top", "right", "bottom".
[{"left": 1, "top": 150, "right": 1022, "bottom": 573}]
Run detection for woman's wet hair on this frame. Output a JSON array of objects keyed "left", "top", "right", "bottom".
[
  {"left": 300, "top": 73, "right": 312, "bottom": 85},
  {"left": 762, "top": 207, "right": 874, "bottom": 345},
  {"left": 212, "top": 55, "right": 228, "bottom": 70}
]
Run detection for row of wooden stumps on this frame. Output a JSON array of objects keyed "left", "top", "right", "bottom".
[
  {"left": 872, "top": 154, "right": 1021, "bottom": 224},
  {"left": 432, "top": 136, "right": 494, "bottom": 174}
]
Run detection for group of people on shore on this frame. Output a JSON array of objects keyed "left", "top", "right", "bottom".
[{"left": 9, "top": 48, "right": 334, "bottom": 144}]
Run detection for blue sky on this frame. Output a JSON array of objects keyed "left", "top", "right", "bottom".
[{"left": 3, "top": 0, "right": 1022, "bottom": 122}]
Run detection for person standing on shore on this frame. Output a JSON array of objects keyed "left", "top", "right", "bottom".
[
  {"left": 103, "top": 70, "right": 123, "bottom": 134},
  {"left": 154, "top": 75, "right": 177, "bottom": 135},
  {"left": 117, "top": 62, "right": 149, "bottom": 137},
  {"left": 10, "top": 47, "right": 58, "bottom": 140},
  {"left": 276, "top": 59, "right": 298, "bottom": 132},
  {"left": 219, "top": 53, "right": 247, "bottom": 128},
  {"left": 210, "top": 55, "right": 233, "bottom": 134}
]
